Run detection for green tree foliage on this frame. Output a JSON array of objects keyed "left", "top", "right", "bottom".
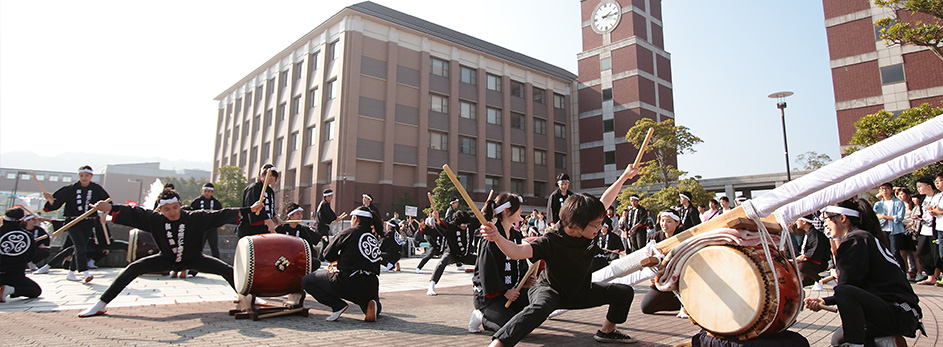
[
  {"left": 389, "top": 193, "right": 420, "bottom": 219},
  {"left": 215, "top": 165, "right": 249, "bottom": 208},
  {"left": 796, "top": 151, "right": 833, "bottom": 171},
  {"left": 161, "top": 176, "right": 209, "bottom": 203},
  {"left": 874, "top": 0, "right": 943, "bottom": 62},
  {"left": 427, "top": 170, "right": 466, "bottom": 215},
  {"left": 847, "top": 102, "right": 942, "bottom": 188},
  {"left": 619, "top": 118, "right": 709, "bottom": 213}
]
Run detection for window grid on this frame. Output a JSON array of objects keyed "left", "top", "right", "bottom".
[{"left": 487, "top": 107, "right": 502, "bottom": 125}]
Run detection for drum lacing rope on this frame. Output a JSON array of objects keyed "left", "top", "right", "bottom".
[{"left": 741, "top": 200, "right": 785, "bottom": 336}]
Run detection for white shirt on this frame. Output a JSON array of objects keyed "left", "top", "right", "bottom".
[
  {"left": 881, "top": 200, "right": 894, "bottom": 232},
  {"left": 920, "top": 192, "right": 942, "bottom": 236}
]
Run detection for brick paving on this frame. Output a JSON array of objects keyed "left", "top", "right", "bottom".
[{"left": 2, "top": 257, "right": 941, "bottom": 346}]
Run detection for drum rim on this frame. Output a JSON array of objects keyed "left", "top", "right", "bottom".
[
  {"left": 678, "top": 245, "right": 768, "bottom": 335},
  {"left": 233, "top": 236, "right": 255, "bottom": 295},
  {"left": 127, "top": 229, "right": 140, "bottom": 263}
]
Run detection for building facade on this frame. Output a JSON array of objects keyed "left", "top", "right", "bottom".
[
  {"left": 823, "top": 0, "right": 943, "bottom": 151},
  {"left": 213, "top": 1, "right": 578, "bottom": 216}
]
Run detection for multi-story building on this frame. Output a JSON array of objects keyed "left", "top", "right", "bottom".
[
  {"left": 577, "top": 0, "right": 672, "bottom": 192},
  {"left": 823, "top": 0, "right": 943, "bottom": 151},
  {"left": 213, "top": 1, "right": 578, "bottom": 216}
]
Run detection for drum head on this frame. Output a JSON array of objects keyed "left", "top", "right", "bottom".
[
  {"left": 233, "top": 237, "right": 254, "bottom": 295},
  {"left": 127, "top": 229, "right": 140, "bottom": 263},
  {"left": 678, "top": 246, "right": 765, "bottom": 335}
]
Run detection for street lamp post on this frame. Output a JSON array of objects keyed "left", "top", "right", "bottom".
[{"left": 768, "top": 91, "right": 794, "bottom": 182}]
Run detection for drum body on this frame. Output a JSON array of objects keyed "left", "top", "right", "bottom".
[
  {"left": 678, "top": 244, "right": 801, "bottom": 340},
  {"left": 127, "top": 228, "right": 160, "bottom": 262},
  {"left": 234, "top": 233, "right": 313, "bottom": 297}
]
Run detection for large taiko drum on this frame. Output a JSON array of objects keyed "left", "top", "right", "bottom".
[
  {"left": 234, "top": 233, "right": 313, "bottom": 297},
  {"left": 678, "top": 244, "right": 802, "bottom": 340},
  {"left": 127, "top": 228, "right": 160, "bottom": 262}
]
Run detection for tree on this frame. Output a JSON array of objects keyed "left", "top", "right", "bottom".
[
  {"left": 796, "top": 151, "right": 833, "bottom": 171},
  {"left": 846, "top": 102, "right": 942, "bottom": 188},
  {"left": 390, "top": 193, "right": 420, "bottom": 219},
  {"left": 874, "top": 0, "right": 943, "bottom": 62},
  {"left": 620, "top": 118, "right": 708, "bottom": 213},
  {"left": 162, "top": 176, "right": 208, "bottom": 202},
  {"left": 215, "top": 165, "right": 249, "bottom": 208},
  {"left": 427, "top": 170, "right": 465, "bottom": 215}
]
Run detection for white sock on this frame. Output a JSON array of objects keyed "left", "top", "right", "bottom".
[
  {"left": 426, "top": 281, "right": 437, "bottom": 295},
  {"left": 78, "top": 300, "right": 108, "bottom": 317},
  {"left": 0, "top": 285, "right": 14, "bottom": 302}
]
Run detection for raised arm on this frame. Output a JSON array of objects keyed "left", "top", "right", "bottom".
[{"left": 599, "top": 164, "right": 640, "bottom": 210}]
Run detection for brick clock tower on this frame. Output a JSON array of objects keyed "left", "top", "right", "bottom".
[{"left": 577, "top": 0, "right": 674, "bottom": 191}]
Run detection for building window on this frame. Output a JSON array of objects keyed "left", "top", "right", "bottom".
[
  {"left": 533, "top": 87, "right": 546, "bottom": 104},
  {"left": 243, "top": 120, "right": 250, "bottom": 138},
  {"left": 460, "top": 65, "right": 476, "bottom": 85},
  {"left": 308, "top": 88, "right": 319, "bottom": 108},
  {"left": 262, "top": 141, "right": 271, "bottom": 161},
  {"left": 534, "top": 118, "right": 546, "bottom": 135},
  {"left": 233, "top": 125, "right": 240, "bottom": 142},
  {"left": 430, "top": 57, "right": 449, "bottom": 77},
  {"left": 534, "top": 149, "right": 547, "bottom": 166},
  {"left": 487, "top": 107, "right": 502, "bottom": 125},
  {"left": 289, "top": 131, "right": 300, "bottom": 152},
  {"left": 510, "top": 80, "right": 525, "bottom": 98},
  {"left": 485, "top": 176, "right": 499, "bottom": 192},
  {"left": 601, "top": 56, "right": 611, "bottom": 70},
  {"left": 486, "top": 141, "right": 501, "bottom": 159},
  {"left": 880, "top": 64, "right": 905, "bottom": 84},
  {"left": 292, "top": 95, "right": 301, "bottom": 116},
  {"left": 604, "top": 150, "right": 616, "bottom": 165},
  {"left": 511, "top": 112, "right": 525, "bottom": 130},
  {"left": 874, "top": 20, "right": 894, "bottom": 41},
  {"left": 275, "top": 137, "right": 284, "bottom": 156},
  {"left": 554, "top": 122, "right": 566, "bottom": 139},
  {"left": 458, "top": 174, "right": 472, "bottom": 191},
  {"left": 459, "top": 101, "right": 476, "bottom": 119},
  {"left": 294, "top": 61, "right": 304, "bottom": 81},
  {"left": 486, "top": 73, "right": 502, "bottom": 92},
  {"left": 240, "top": 150, "right": 248, "bottom": 167},
  {"left": 326, "top": 79, "right": 337, "bottom": 100},
  {"left": 603, "top": 119, "right": 614, "bottom": 133},
  {"left": 253, "top": 114, "right": 261, "bottom": 133},
  {"left": 553, "top": 93, "right": 565, "bottom": 109},
  {"left": 256, "top": 86, "right": 264, "bottom": 102},
  {"left": 265, "top": 109, "right": 273, "bottom": 128},
  {"left": 511, "top": 179, "right": 525, "bottom": 195},
  {"left": 34, "top": 174, "right": 44, "bottom": 181},
  {"left": 555, "top": 152, "right": 566, "bottom": 169},
  {"left": 244, "top": 93, "right": 253, "bottom": 111},
  {"left": 429, "top": 131, "right": 448, "bottom": 150},
  {"left": 267, "top": 78, "right": 275, "bottom": 96},
  {"left": 324, "top": 119, "right": 335, "bottom": 141},
  {"left": 511, "top": 145, "right": 525, "bottom": 163},
  {"left": 602, "top": 88, "right": 612, "bottom": 101},
  {"left": 534, "top": 181, "right": 545, "bottom": 197},
  {"left": 277, "top": 102, "right": 287, "bottom": 121},
  {"left": 307, "top": 126, "right": 317, "bottom": 146},
  {"left": 5, "top": 172, "right": 16, "bottom": 179},
  {"left": 459, "top": 136, "right": 476, "bottom": 155},
  {"left": 251, "top": 145, "right": 258, "bottom": 164},
  {"left": 49, "top": 175, "right": 59, "bottom": 182},
  {"left": 63, "top": 176, "right": 73, "bottom": 183},
  {"left": 309, "top": 52, "right": 320, "bottom": 72},
  {"left": 329, "top": 40, "right": 340, "bottom": 60},
  {"left": 280, "top": 70, "right": 289, "bottom": 89},
  {"left": 430, "top": 94, "right": 449, "bottom": 113}
]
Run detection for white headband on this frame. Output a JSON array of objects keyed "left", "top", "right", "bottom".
[
  {"left": 679, "top": 193, "right": 691, "bottom": 201},
  {"left": 557, "top": 180, "right": 569, "bottom": 185},
  {"left": 323, "top": 191, "right": 334, "bottom": 197},
  {"left": 287, "top": 207, "right": 304, "bottom": 216},
  {"left": 798, "top": 217, "right": 814, "bottom": 224},
  {"left": 660, "top": 211, "right": 681, "bottom": 221},
  {"left": 494, "top": 201, "right": 512, "bottom": 214},
  {"left": 362, "top": 194, "right": 372, "bottom": 201},
  {"left": 23, "top": 215, "right": 35, "bottom": 221},
  {"left": 450, "top": 199, "right": 460, "bottom": 204},
  {"left": 157, "top": 197, "right": 179, "bottom": 207},
  {"left": 203, "top": 187, "right": 215, "bottom": 191},
  {"left": 78, "top": 168, "right": 94, "bottom": 175},
  {"left": 351, "top": 209, "right": 373, "bottom": 218},
  {"left": 823, "top": 206, "right": 860, "bottom": 218},
  {"left": 629, "top": 196, "right": 640, "bottom": 201},
  {"left": 2, "top": 215, "right": 18, "bottom": 221}
]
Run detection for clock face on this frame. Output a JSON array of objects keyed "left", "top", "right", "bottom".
[{"left": 593, "top": 2, "right": 621, "bottom": 33}]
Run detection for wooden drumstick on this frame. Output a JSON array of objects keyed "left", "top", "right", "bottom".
[
  {"left": 820, "top": 305, "right": 837, "bottom": 313},
  {"left": 427, "top": 192, "right": 442, "bottom": 224},
  {"left": 330, "top": 212, "right": 348, "bottom": 224},
  {"left": 36, "top": 198, "right": 112, "bottom": 241},
  {"left": 632, "top": 128, "right": 655, "bottom": 169},
  {"left": 281, "top": 220, "right": 304, "bottom": 224},
  {"left": 254, "top": 169, "right": 272, "bottom": 215},
  {"left": 99, "top": 212, "right": 111, "bottom": 245},
  {"left": 506, "top": 260, "right": 542, "bottom": 308},
  {"left": 30, "top": 172, "right": 49, "bottom": 197},
  {"left": 441, "top": 164, "right": 488, "bottom": 226}
]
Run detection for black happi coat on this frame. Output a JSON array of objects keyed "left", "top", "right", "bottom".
[
  {"left": 546, "top": 188, "right": 574, "bottom": 224},
  {"left": 322, "top": 224, "right": 381, "bottom": 274},
  {"left": 0, "top": 223, "right": 38, "bottom": 273},
  {"left": 190, "top": 196, "right": 223, "bottom": 211},
  {"left": 109, "top": 205, "right": 248, "bottom": 263},
  {"left": 44, "top": 181, "right": 110, "bottom": 218},
  {"left": 314, "top": 199, "right": 336, "bottom": 237},
  {"left": 237, "top": 181, "right": 275, "bottom": 237},
  {"left": 275, "top": 223, "right": 320, "bottom": 252},
  {"left": 472, "top": 223, "right": 529, "bottom": 309}
]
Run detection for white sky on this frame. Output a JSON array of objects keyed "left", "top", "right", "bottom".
[{"left": 0, "top": 0, "right": 840, "bottom": 179}]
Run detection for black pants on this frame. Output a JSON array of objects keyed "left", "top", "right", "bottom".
[
  {"left": 640, "top": 287, "right": 681, "bottom": 314},
  {"left": 494, "top": 282, "right": 634, "bottom": 347},
  {"left": 100, "top": 254, "right": 234, "bottom": 303},
  {"left": 629, "top": 230, "right": 647, "bottom": 252},
  {"left": 431, "top": 251, "right": 477, "bottom": 283},
  {"left": 798, "top": 261, "right": 827, "bottom": 287},
  {"left": 201, "top": 228, "right": 220, "bottom": 258},
  {"left": 302, "top": 270, "right": 380, "bottom": 314},
  {"left": 381, "top": 250, "right": 402, "bottom": 268},
  {"left": 67, "top": 224, "right": 94, "bottom": 272},
  {"left": 416, "top": 236, "right": 441, "bottom": 270},
  {"left": 31, "top": 249, "right": 51, "bottom": 266},
  {"left": 831, "top": 284, "right": 919, "bottom": 345},
  {"left": 916, "top": 235, "right": 941, "bottom": 272},
  {"left": 0, "top": 271, "right": 41, "bottom": 299},
  {"left": 480, "top": 291, "right": 530, "bottom": 332}
]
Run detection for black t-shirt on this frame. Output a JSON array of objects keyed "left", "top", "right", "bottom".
[
  {"left": 546, "top": 189, "right": 573, "bottom": 224},
  {"left": 823, "top": 229, "right": 919, "bottom": 312},
  {"left": 314, "top": 199, "right": 336, "bottom": 236},
  {"left": 44, "top": 181, "right": 109, "bottom": 217},
  {"left": 802, "top": 227, "right": 831, "bottom": 266},
  {"left": 237, "top": 181, "right": 275, "bottom": 237},
  {"left": 275, "top": 223, "right": 320, "bottom": 252},
  {"left": 110, "top": 205, "right": 248, "bottom": 263},
  {"left": 190, "top": 196, "right": 223, "bottom": 211},
  {"left": 323, "top": 224, "right": 381, "bottom": 274},
  {"left": 528, "top": 224, "right": 598, "bottom": 300}
]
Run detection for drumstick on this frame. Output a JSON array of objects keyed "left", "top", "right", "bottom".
[
  {"left": 281, "top": 220, "right": 304, "bottom": 224},
  {"left": 30, "top": 172, "right": 49, "bottom": 197},
  {"left": 819, "top": 306, "right": 837, "bottom": 313},
  {"left": 36, "top": 198, "right": 112, "bottom": 241},
  {"left": 254, "top": 169, "right": 272, "bottom": 215},
  {"left": 330, "top": 212, "right": 348, "bottom": 224},
  {"left": 506, "top": 260, "right": 542, "bottom": 308},
  {"left": 99, "top": 212, "right": 111, "bottom": 245},
  {"left": 441, "top": 164, "right": 488, "bottom": 226},
  {"left": 427, "top": 192, "right": 442, "bottom": 224},
  {"left": 632, "top": 128, "right": 655, "bottom": 169}
]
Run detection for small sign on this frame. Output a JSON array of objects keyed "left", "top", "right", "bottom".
[
  {"left": 127, "top": 201, "right": 138, "bottom": 207},
  {"left": 405, "top": 205, "right": 418, "bottom": 217}
]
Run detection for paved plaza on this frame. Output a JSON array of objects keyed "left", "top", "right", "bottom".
[{"left": 2, "top": 256, "right": 940, "bottom": 346}]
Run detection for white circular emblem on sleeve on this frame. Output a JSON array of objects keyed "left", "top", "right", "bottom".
[
  {"left": 0, "top": 230, "right": 31, "bottom": 257},
  {"left": 358, "top": 233, "right": 381, "bottom": 262}
]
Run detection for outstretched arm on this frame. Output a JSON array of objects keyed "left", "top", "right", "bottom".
[{"left": 480, "top": 222, "right": 532, "bottom": 260}]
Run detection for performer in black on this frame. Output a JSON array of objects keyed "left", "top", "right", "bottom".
[
  {"left": 427, "top": 210, "right": 477, "bottom": 296},
  {"left": 546, "top": 173, "right": 573, "bottom": 224},
  {"left": 190, "top": 182, "right": 223, "bottom": 258},
  {"left": 379, "top": 221, "right": 404, "bottom": 272},
  {"left": 362, "top": 193, "right": 380, "bottom": 218},
  {"left": 302, "top": 206, "right": 382, "bottom": 322},
  {"left": 468, "top": 193, "right": 533, "bottom": 333},
  {"left": 623, "top": 194, "right": 651, "bottom": 252},
  {"left": 1, "top": 208, "right": 42, "bottom": 302},
  {"left": 677, "top": 191, "right": 701, "bottom": 231},
  {"left": 805, "top": 199, "right": 925, "bottom": 347},
  {"left": 794, "top": 214, "right": 830, "bottom": 287},
  {"left": 25, "top": 214, "right": 51, "bottom": 271},
  {"left": 591, "top": 222, "right": 624, "bottom": 272},
  {"left": 77, "top": 190, "right": 262, "bottom": 317},
  {"left": 237, "top": 165, "right": 278, "bottom": 238},
  {"left": 43, "top": 165, "right": 109, "bottom": 282},
  {"left": 276, "top": 203, "right": 320, "bottom": 254},
  {"left": 415, "top": 213, "right": 444, "bottom": 273},
  {"left": 313, "top": 189, "right": 337, "bottom": 262},
  {"left": 445, "top": 199, "right": 460, "bottom": 222}
]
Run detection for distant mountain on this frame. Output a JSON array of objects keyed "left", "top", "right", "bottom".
[{"left": 0, "top": 151, "right": 212, "bottom": 173}]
